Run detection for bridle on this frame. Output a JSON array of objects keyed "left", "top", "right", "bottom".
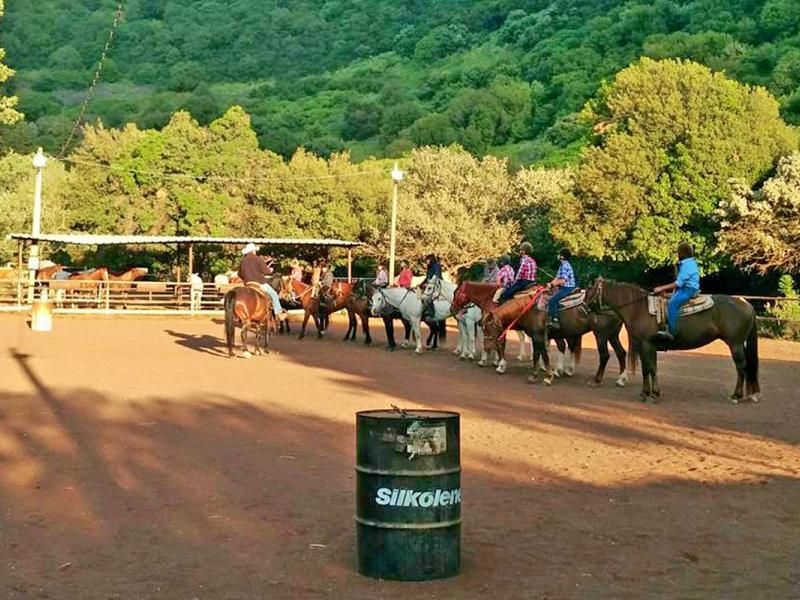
[
  {"left": 585, "top": 278, "right": 649, "bottom": 313},
  {"left": 373, "top": 286, "right": 412, "bottom": 317}
]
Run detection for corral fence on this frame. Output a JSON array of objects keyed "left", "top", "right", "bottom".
[{"left": 0, "top": 277, "right": 798, "bottom": 324}]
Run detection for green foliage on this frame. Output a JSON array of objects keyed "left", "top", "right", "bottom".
[
  {"left": 764, "top": 274, "right": 800, "bottom": 341},
  {"left": 4, "top": 0, "right": 800, "bottom": 162},
  {"left": 552, "top": 59, "right": 799, "bottom": 269},
  {"left": 0, "top": 0, "right": 22, "bottom": 127},
  {"left": 718, "top": 152, "right": 800, "bottom": 273},
  {"left": 396, "top": 145, "right": 519, "bottom": 268}
]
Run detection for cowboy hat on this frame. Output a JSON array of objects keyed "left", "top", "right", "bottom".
[{"left": 241, "top": 242, "right": 259, "bottom": 255}]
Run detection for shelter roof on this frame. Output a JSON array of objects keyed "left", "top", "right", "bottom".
[{"left": 8, "top": 233, "right": 363, "bottom": 248}]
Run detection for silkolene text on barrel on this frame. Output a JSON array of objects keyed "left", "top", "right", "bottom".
[{"left": 374, "top": 488, "right": 461, "bottom": 508}]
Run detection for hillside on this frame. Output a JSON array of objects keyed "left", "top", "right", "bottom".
[{"left": 1, "top": 0, "right": 799, "bottom": 164}]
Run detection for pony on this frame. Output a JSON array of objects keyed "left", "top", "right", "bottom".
[
  {"left": 586, "top": 277, "right": 760, "bottom": 403},
  {"left": 448, "top": 281, "right": 533, "bottom": 365},
  {"left": 420, "top": 278, "right": 483, "bottom": 359},
  {"left": 224, "top": 285, "right": 273, "bottom": 358},
  {"left": 370, "top": 286, "right": 451, "bottom": 354},
  {"left": 281, "top": 278, "right": 323, "bottom": 339}
]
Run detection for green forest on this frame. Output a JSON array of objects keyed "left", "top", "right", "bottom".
[{"left": 2, "top": 0, "right": 800, "bottom": 165}]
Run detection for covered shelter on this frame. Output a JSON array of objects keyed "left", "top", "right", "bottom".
[{"left": 8, "top": 233, "right": 362, "bottom": 280}]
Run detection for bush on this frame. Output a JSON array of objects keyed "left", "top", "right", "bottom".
[{"left": 764, "top": 274, "right": 800, "bottom": 341}]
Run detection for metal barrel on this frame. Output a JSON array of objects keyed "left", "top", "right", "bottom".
[{"left": 356, "top": 409, "right": 461, "bottom": 581}]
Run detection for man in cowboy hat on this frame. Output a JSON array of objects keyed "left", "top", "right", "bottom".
[{"left": 238, "top": 242, "right": 285, "bottom": 321}]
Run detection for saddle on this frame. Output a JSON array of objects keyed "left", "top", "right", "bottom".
[
  {"left": 647, "top": 293, "right": 714, "bottom": 326},
  {"left": 246, "top": 281, "right": 268, "bottom": 297},
  {"left": 535, "top": 288, "right": 586, "bottom": 312}
]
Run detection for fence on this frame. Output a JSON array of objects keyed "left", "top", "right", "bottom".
[{"left": 0, "top": 279, "right": 799, "bottom": 323}]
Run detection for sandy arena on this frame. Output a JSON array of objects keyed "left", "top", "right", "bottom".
[{"left": 0, "top": 313, "right": 798, "bottom": 599}]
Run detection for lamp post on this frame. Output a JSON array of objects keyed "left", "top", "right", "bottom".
[
  {"left": 389, "top": 162, "right": 404, "bottom": 283},
  {"left": 27, "top": 148, "right": 47, "bottom": 304}
]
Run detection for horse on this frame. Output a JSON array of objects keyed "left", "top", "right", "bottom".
[
  {"left": 36, "top": 264, "right": 64, "bottom": 281},
  {"left": 281, "top": 278, "right": 323, "bottom": 339},
  {"left": 224, "top": 285, "right": 273, "bottom": 358},
  {"left": 370, "top": 286, "right": 451, "bottom": 354},
  {"left": 449, "top": 281, "right": 534, "bottom": 366},
  {"left": 586, "top": 277, "right": 760, "bottom": 403},
  {"left": 420, "top": 278, "right": 482, "bottom": 359}
]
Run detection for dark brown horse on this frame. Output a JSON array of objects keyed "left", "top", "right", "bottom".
[
  {"left": 454, "top": 281, "right": 631, "bottom": 386},
  {"left": 281, "top": 278, "right": 323, "bottom": 339},
  {"left": 224, "top": 285, "right": 273, "bottom": 357},
  {"left": 586, "top": 278, "right": 760, "bottom": 403},
  {"left": 322, "top": 280, "right": 357, "bottom": 337}
]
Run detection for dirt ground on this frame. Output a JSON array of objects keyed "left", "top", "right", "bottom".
[{"left": 0, "top": 312, "right": 798, "bottom": 600}]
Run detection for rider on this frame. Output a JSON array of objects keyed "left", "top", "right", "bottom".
[
  {"left": 483, "top": 257, "right": 499, "bottom": 285},
  {"left": 374, "top": 264, "right": 389, "bottom": 288},
  {"left": 420, "top": 254, "right": 443, "bottom": 319},
  {"left": 546, "top": 247, "right": 577, "bottom": 328},
  {"left": 497, "top": 254, "right": 514, "bottom": 289},
  {"left": 498, "top": 242, "right": 537, "bottom": 303},
  {"left": 238, "top": 243, "right": 285, "bottom": 321},
  {"left": 653, "top": 241, "right": 700, "bottom": 340},
  {"left": 290, "top": 259, "right": 303, "bottom": 282},
  {"left": 395, "top": 260, "right": 413, "bottom": 288}
]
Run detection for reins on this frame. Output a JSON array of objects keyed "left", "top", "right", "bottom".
[{"left": 497, "top": 286, "right": 546, "bottom": 341}]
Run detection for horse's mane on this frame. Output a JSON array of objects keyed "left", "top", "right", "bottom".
[{"left": 599, "top": 278, "right": 649, "bottom": 303}]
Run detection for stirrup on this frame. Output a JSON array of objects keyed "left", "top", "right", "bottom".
[{"left": 654, "top": 330, "right": 674, "bottom": 340}]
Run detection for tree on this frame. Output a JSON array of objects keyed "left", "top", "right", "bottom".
[
  {"left": 717, "top": 152, "right": 800, "bottom": 274},
  {"left": 0, "top": 0, "right": 23, "bottom": 127},
  {"left": 552, "top": 58, "right": 799, "bottom": 268},
  {"left": 395, "top": 146, "right": 519, "bottom": 269}
]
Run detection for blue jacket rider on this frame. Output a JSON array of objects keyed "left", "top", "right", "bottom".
[{"left": 654, "top": 241, "right": 700, "bottom": 340}]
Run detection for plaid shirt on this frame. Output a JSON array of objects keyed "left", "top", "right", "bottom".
[
  {"left": 556, "top": 260, "right": 576, "bottom": 287},
  {"left": 515, "top": 255, "right": 537, "bottom": 282},
  {"left": 498, "top": 265, "right": 515, "bottom": 287}
]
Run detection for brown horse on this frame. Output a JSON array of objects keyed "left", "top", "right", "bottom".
[
  {"left": 281, "top": 278, "right": 323, "bottom": 339},
  {"left": 586, "top": 278, "right": 760, "bottom": 403},
  {"left": 108, "top": 267, "right": 149, "bottom": 290},
  {"left": 454, "top": 281, "right": 631, "bottom": 386},
  {"left": 321, "top": 280, "right": 354, "bottom": 335},
  {"left": 36, "top": 264, "right": 64, "bottom": 280},
  {"left": 224, "top": 285, "right": 273, "bottom": 357}
]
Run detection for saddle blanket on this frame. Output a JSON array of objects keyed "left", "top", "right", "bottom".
[
  {"left": 534, "top": 288, "right": 586, "bottom": 312},
  {"left": 647, "top": 293, "right": 714, "bottom": 325}
]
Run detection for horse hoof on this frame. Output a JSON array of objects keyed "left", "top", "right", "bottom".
[
  {"left": 643, "top": 395, "right": 660, "bottom": 405},
  {"left": 615, "top": 375, "right": 628, "bottom": 387},
  {"left": 588, "top": 380, "right": 602, "bottom": 388},
  {"left": 564, "top": 369, "right": 575, "bottom": 377},
  {"left": 749, "top": 393, "right": 761, "bottom": 403},
  {"left": 415, "top": 349, "right": 423, "bottom": 355},
  {"left": 242, "top": 351, "right": 252, "bottom": 359},
  {"left": 553, "top": 369, "right": 563, "bottom": 378},
  {"left": 477, "top": 361, "right": 485, "bottom": 368},
  {"left": 527, "top": 375, "right": 539, "bottom": 385},
  {"left": 543, "top": 377, "right": 553, "bottom": 386}
]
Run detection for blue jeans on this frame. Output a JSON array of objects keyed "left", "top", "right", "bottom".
[
  {"left": 548, "top": 286, "right": 576, "bottom": 318},
  {"left": 498, "top": 279, "right": 535, "bottom": 303},
  {"left": 260, "top": 283, "right": 283, "bottom": 317},
  {"left": 667, "top": 287, "right": 698, "bottom": 334}
]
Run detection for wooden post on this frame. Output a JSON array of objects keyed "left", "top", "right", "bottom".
[
  {"left": 347, "top": 248, "right": 352, "bottom": 283},
  {"left": 188, "top": 243, "right": 194, "bottom": 277},
  {"left": 16, "top": 240, "right": 23, "bottom": 305}
]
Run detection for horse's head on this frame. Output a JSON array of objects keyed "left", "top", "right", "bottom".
[
  {"left": 279, "top": 275, "right": 292, "bottom": 297},
  {"left": 370, "top": 288, "right": 389, "bottom": 317},
  {"left": 451, "top": 282, "right": 469, "bottom": 313},
  {"left": 422, "top": 277, "right": 441, "bottom": 303}
]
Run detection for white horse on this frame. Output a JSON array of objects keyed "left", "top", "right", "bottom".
[
  {"left": 189, "top": 273, "right": 204, "bottom": 310},
  {"left": 370, "top": 287, "right": 451, "bottom": 354},
  {"left": 420, "top": 278, "right": 484, "bottom": 360}
]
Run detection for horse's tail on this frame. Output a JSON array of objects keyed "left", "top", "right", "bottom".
[
  {"left": 572, "top": 335, "right": 582, "bottom": 366},
  {"left": 224, "top": 290, "right": 237, "bottom": 356},
  {"left": 745, "top": 314, "right": 759, "bottom": 393},
  {"left": 627, "top": 331, "right": 638, "bottom": 375}
]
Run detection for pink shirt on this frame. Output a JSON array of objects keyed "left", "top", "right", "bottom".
[{"left": 498, "top": 265, "right": 515, "bottom": 287}]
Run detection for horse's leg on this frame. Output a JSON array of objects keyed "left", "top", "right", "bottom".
[
  {"left": 345, "top": 309, "right": 356, "bottom": 340},
  {"left": 299, "top": 309, "right": 311, "bottom": 339},
  {"left": 638, "top": 341, "right": 658, "bottom": 402},
  {"left": 495, "top": 336, "right": 508, "bottom": 374},
  {"left": 263, "top": 319, "right": 271, "bottom": 354},
  {"left": 608, "top": 333, "right": 629, "bottom": 387},
  {"left": 314, "top": 305, "right": 324, "bottom": 338},
  {"left": 528, "top": 342, "right": 541, "bottom": 384},
  {"left": 727, "top": 342, "right": 747, "bottom": 402},
  {"left": 361, "top": 314, "right": 372, "bottom": 344},
  {"left": 412, "top": 317, "right": 423, "bottom": 354},
  {"left": 473, "top": 320, "right": 483, "bottom": 361},
  {"left": 536, "top": 334, "right": 555, "bottom": 385},
  {"left": 241, "top": 321, "right": 252, "bottom": 358},
  {"left": 454, "top": 317, "right": 465, "bottom": 357},
  {"left": 515, "top": 331, "right": 527, "bottom": 361},
  {"left": 383, "top": 317, "right": 397, "bottom": 350},
  {"left": 564, "top": 338, "right": 576, "bottom": 377},
  {"left": 553, "top": 338, "right": 566, "bottom": 377},
  {"left": 591, "top": 333, "right": 610, "bottom": 387}
]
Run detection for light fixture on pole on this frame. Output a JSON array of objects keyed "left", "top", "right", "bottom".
[
  {"left": 389, "top": 163, "right": 404, "bottom": 283},
  {"left": 27, "top": 148, "right": 47, "bottom": 304}
]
